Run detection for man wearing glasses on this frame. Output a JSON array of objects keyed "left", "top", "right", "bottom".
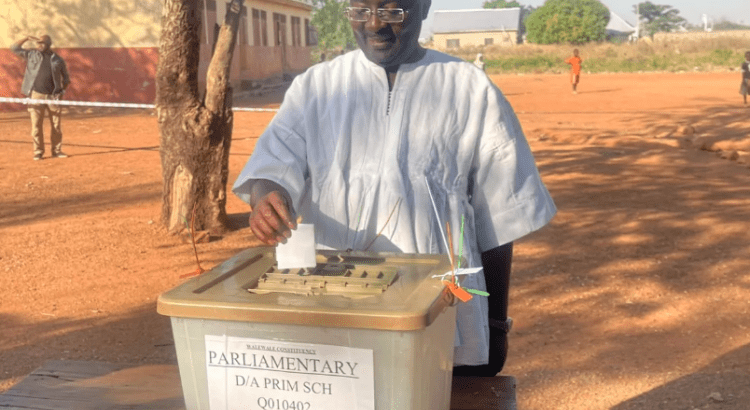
[{"left": 234, "top": 0, "right": 556, "bottom": 377}]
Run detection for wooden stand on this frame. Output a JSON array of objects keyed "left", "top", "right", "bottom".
[{"left": 0, "top": 361, "right": 516, "bottom": 410}]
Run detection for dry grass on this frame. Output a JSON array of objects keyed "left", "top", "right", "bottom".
[{"left": 437, "top": 37, "right": 749, "bottom": 74}]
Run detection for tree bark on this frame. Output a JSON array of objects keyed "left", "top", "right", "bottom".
[{"left": 156, "top": 0, "right": 244, "bottom": 235}]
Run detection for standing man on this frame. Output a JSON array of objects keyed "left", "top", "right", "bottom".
[
  {"left": 473, "top": 53, "right": 485, "bottom": 71},
  {"left": 11, "top": 34, "right": 71, "bottom": 161},
  {"left": 233, "top": 0, "right": 556, "bottom": 377}
]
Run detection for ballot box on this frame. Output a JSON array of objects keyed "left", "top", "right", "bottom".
[{"left": 157, "top": 248, "right": 458, "bottom": 410}]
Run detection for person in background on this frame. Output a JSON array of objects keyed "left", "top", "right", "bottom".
[
  {"left": 473, "top": 53, "right": 485, "bottom": 71},
  {"left": 233, "top": 0, "right": 556, "bottom": 377},
  {"left": 740, "top": 51, "right": 750, "bottom": 105},
  {"left": 11, "top": 34, "right": 71, "bottom": 161},
  {"left": 565, "top": 48, "right": 582, "bottom": 94}
]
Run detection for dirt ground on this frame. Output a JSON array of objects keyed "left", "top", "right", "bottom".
[{"left": 1, "top": 71, "right": 750, "bottom": 410}]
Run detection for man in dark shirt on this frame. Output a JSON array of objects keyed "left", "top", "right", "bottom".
[{"left": 11, "top": 34, "right": 71, "bottom": 160}]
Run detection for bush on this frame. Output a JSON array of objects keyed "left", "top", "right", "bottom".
[
  {"left": 486, "top": 55, "right": 559, "bottom": 72},
  {"left": 709, "top": 49, "right": 734, "bottom": 65},
  {"left": 525, "top": 0, "right": 610, "bottom": 44}
]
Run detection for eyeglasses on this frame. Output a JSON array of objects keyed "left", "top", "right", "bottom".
[{"left": 344, "top": 7, "right": 408, "bottom": 23}]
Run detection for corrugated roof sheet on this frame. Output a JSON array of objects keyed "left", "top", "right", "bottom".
[
  {"left": 432, "top": 8, "right": 521, "bottom": 34},
  {"left": 606, "top": 10, "right": 636, "bottom": 34}
]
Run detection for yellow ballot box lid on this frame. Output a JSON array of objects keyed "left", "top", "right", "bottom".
[{"left": 157, "top": 248, "right": 455, "bottom": 331}]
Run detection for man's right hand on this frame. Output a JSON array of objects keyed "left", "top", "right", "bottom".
[
  {"left": 13, "top": 36, "right": 36, "bottom": 47},
  {"left": 248, "top": 182, "right": 297, "bottom": 246}
]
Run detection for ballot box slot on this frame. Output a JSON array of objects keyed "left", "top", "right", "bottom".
[
  {"left": 248, "top": 261, "right": 399, "bottom": 297},
  {"left": 192, "top": 253, "right": 263, "bottom": 294}
]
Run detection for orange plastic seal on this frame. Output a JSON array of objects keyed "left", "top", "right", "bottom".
[{"left": 442, "top": 280, "right": 473, "bottom": 303}]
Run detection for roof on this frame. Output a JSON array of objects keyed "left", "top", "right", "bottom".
[
  {"left": 432, "top": 8, "right": 522, "bottom": 34},
  {"left": 606, "top": 10, "right": 636, "bottom": 34}
]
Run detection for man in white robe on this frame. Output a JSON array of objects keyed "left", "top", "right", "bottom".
[{"left": 233, "top": 0, "right": 556, "bottom": 375}]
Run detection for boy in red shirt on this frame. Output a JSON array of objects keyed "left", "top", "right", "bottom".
[
  {"left": 741, "top": 51, "right": 750, "bottom": 104},
  {"left": 565, "top": 49, "right": 582, "bottom": 94}
]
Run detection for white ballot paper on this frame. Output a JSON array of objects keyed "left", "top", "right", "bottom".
[{"left": 276, "top": 223, "right": 316, "bottom": 269}]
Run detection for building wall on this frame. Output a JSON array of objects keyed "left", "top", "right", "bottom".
[
  {"left": 0, "top": 0, "right": 162, "bottom": 49},
  {"left": 205, "top": 0, "right": 314, "bottom": 84},
  {"left": 0, "top": 0, "right": 161, "bottom": 110},
  {"left": 0, "top": 0, "right": 312, "bottom": 111},
  {"left": 0, "top": 47, "right": 158, "bottom": 111},
  {"left": 433, "top": 31, "right": 519, "bottom": 50}
]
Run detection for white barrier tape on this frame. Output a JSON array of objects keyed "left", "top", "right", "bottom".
[
  {"left": 0, "top": 97, "right": 279, "bottom": 113},
  {"left": 233, "top": 106, "right": 279, "bottom": 112}
]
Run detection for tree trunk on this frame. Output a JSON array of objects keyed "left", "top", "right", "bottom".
[{"left": 156, "top": 0, "right": 244, "bottom": 235}]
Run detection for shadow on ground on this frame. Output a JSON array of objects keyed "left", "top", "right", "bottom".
[
  {"left": 612, "top": 343, "right": 750, "bottom": 409},
  {"left": 0, "top": 182, "right": 162, "bottom": 229},
  {"left": 508, "top": 100, "right": 750, "bottom": 408},
  {"left": 0, "top": 304, "right": 175, "bottom": 387}
]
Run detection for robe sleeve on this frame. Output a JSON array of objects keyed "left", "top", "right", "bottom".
[
  {"left": 470, "top": 82, "right": 556, "bottom": 252},
  {"left": 232, "top": 76, "right": 310, "bottom": 210},
  {"left": 11, "top": 43, "right": 30, "bottom": 59}
]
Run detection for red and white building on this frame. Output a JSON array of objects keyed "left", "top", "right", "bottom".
[{"left": 0, "top": 0, "right": 315, "bottom": 110}]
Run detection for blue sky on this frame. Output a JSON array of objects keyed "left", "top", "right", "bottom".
[{"left": 420, "top": 0, "right": 750, "bottom": 39}]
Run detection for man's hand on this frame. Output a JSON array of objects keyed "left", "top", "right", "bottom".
[
  {"left": 249, "top": 187, "right": 297, "bottom": 246},
  {"left": 14, "top": 36, "right": 37, "bottom": 47}
]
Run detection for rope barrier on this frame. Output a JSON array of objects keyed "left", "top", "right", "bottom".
[{"left": 0, "top": 97, "right": 280, "bottom": 113}]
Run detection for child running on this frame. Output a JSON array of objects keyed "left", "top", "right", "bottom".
[
  {"left": 741, "top": 51, "right": 750, "bottom": 105},
  {"left": 565, "top": 49, "right": 582, "bottom": 94}
]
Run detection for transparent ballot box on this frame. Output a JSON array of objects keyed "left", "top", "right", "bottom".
[{"left": 157, "top": 248, "right": 458, "bottom": 410}]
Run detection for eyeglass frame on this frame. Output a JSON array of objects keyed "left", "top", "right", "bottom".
[{"left": 343, "top": 7, "right": 410, "bottom": 23}]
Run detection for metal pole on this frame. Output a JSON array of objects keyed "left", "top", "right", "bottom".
[{"left": 635, "top": 3, "right": 639, "bottom": 39}]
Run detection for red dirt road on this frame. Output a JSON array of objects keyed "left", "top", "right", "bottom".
[{"left": 1, "top": 71, "right": 750, "bottom": 409}]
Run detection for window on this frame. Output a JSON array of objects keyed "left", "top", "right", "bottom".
[
  {"left": 446, "top": 39, "right": 460, "bottom": 48},
  {"left": 305, "top": 19, "right": 318, "bottom": 46},
  {"left": 202, "top": 0, "right": 217, "bottom": 44},
  {"left": 252, "top": 9, "right": 260, "bottom": 46},
  {"left": 304, "top": 19, "right": 310, "bottom": 46},
  {"left": 239, "top": 6, "right": 248, "bottom": 45},
  {"left": 485, "top": 38, "right": 494, "bottom": 46},
  {"left": 273, "top": 13, "right": 287, "bottom": 47},
  {"left": 252, "top": 9, "right": 268, "bottom": 46},
  {"left": 291, "top": 17, "right": 302, "bottom": 47}
]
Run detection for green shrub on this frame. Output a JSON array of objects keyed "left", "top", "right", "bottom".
[
  {"left": 526, "top": 0, "right": 610, "bottom": 44},
  {"left": 709, "top": 48, "right": 734, "bottom": 65}
]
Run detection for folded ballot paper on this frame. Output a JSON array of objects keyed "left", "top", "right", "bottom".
[{"left": 275, "top": 224, "right": 317, "bottom": 270}]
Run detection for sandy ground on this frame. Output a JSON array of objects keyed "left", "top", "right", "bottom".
[{"left": 1, "top": 71, "right": 749, "bottom": 409}]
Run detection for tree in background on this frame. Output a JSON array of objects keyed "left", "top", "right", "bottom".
[
  {"left": 156, "top": 0, "right": 244, "bottom": 235},
  {"left": 311, "top": 0, "right": 355, "bottom": 54},
  {"left": 483, "top": 1, "right": 537, "bottom": 40},
  {"left": 525, "top": 0, "right": 610, "bottom": 44},
  {"left": 634, "top": 1, "right": 686, "bottom": 37}
]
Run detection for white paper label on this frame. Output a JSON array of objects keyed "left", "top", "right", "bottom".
[{"left": 205, "top": 335, "right": 375, "bottom": 410}]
